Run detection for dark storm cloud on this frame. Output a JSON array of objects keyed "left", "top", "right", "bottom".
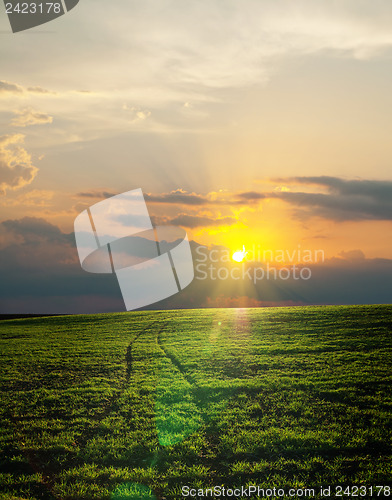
[
  {"left": 237, "top": 191, "right": 266, "bottom": 201},
  {"left": 289, "top": 256, "right": 392, "bottom": 305},
  {"left": 269, "top": 176, "right": 392, "bottom": 221},
  {"left": 279, "top": 176, "right": 392, "bottom": 199},
  {"left": 144, "top": 190, "right": 209, "bottom": 206},
  {"left": 0, "top": 217, "right": 123, "bottom": 314},
  {"left": 2, "top": 217, "right": 73, "bottom": 244}
]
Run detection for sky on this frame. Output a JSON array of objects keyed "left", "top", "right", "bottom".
[{"left": 1, "top": 0, "right": 392, "bottom": 312}]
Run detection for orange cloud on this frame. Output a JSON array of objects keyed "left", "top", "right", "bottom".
[
  {"left": 11, "top": 108, "right": 53, "bottom": 128},
  {"left": 0, "top": 134, "right": 39, "bottom": 194}
]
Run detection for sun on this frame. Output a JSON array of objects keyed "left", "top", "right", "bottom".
[{"left": 232, "top": 245, "right": 248, "bottom": 263}]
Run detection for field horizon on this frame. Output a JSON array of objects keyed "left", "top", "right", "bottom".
[{"left": 1, "top": 301, "right": 392, "bottom": 321}]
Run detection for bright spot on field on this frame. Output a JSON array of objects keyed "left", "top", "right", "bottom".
[{"left": 232, "top": 246, "right": 247, "bottom": 263}]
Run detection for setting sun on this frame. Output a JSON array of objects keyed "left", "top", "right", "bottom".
[{"left": 232, "top": 245, "right": 248, "bottom": 263}]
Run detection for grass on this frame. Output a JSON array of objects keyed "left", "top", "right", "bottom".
[{"left": 0, "top": 305, "right": 391, "bottom": 499}]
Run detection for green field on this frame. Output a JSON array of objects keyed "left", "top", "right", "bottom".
[{"left": 0, "top": 305, "right": 391, "bottom": 499}]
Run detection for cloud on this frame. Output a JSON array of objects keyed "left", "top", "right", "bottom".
[
  {"left": 274, "top": 176, "right": 392, "bottom": 197},
  {"left": 74, "top": 189, "right": 241, "bottom": 232},
  {"left": 145, "top": 189, "right": 209, "bottom": 206},
  {"left": 237, "top": 191, "right": 266, "bottom": 201},
  {"left": 11, "top": 108, "right": 53, "bottom": 127},
  {"left": 5, "top": 0, "right": 392, "bottom": 122},
  {"left": 76, "top": 188, "right": 256, "bottom": 209},
  {"left": 122, "top": 1, "right": 392, "bottom": 90},
  {"left": 1, "top": 217, "right": 71, "bottom": 245},
  {"left": 0, "top": 134, "right": 39, "bottom": 194},
  {"left": 27, "top": 86, "right": 52, "bottom": 94},
  {"left": 338, "top": 249, "right": 366, "bottom": 261},
  {"left": 148, "top": 177, "right": 392, "bottom": 222},
  {"left": 0, "top": 81, "right": 52, "bottom": 96},
  {"left": 269, "top": 176, "right": 392, "bottom": 221},
  {"left": 37, "top": 2, "right": 392, "bottom": 91},
  {"left": 76, "top": 190, "right": 116, "bottom": 199},
  {"left": 122, "top": 104, "right": 151, "bottom": 122},
  {"left": 0, "top": 80, "right": 23, "bottom": 94},
  {"left": 0, "top": 217, "right": 123, "bottom": 314},
  {"left": 155, "top": 214, "right": 237, "bottom": 228},
  {"left": 0, "top": 189, "right": 54, "bottom": 208},
  {"left": 145, "top": 189, "right": 246, "bottom": 206}
]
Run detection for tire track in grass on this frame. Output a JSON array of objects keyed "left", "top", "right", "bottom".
[
  {"left": 76, "top": 320, "right": 161, "bottom": 450},
  {"left": 156, "top": 325, "right": 197, "bottom": 388},
  {"left": 155, "top": 318, "right": 243, "bottom": 469},
  {"left": 155, "top": 324, "right": 207, "bottom": 448},
  {"left": 124, "top": 320, "right": 167, "bottom": 380}
]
